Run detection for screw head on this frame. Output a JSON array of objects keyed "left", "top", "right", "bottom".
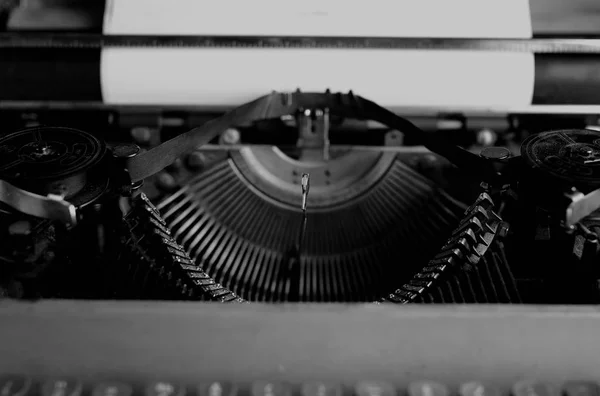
[{"left": 221, "top": 128, "right": 241, "bottom": 145}]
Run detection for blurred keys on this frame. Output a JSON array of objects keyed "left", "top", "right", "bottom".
[
  {"left": 198, "top": 382, "right": 236, "bottom": 396},
  {"left": 41, "top": 379, "right": 83, "bottom": 396},
  {"left": 145, "top": 381, "right": 185, "bottom": 396},
  {"left": 0, "top": 376, "right": 31, "bottom": 396},
  {"left": 3, "top": 374, "right": 600, "bottom": 396},
  {"left": 355, "top": 381, "right": 396, "bottom": 396},
  {"left": 460, "top": 382, "right": 501, "bottom": 396},
  {"left": 92, "top": 382, "right": 133, "bottom": 396},
  {"left": 512, "top": 380, "right": 559, "bottom": 396},
  {"left": 408, "top": 381, "right": 449, "bottom": 396},
  {"left": 301, "top": 382, "right": 343, "bottom": 396},
  {"left": 251, "top": 382, "right": 291, "bottom": 396},
  {"left": 563, "top": 382, "right": 600, "bottom": 396}
]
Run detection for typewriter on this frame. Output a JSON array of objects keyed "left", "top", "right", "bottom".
[{"left": 3, "top": 0, "right": 600, "bottom": 394}]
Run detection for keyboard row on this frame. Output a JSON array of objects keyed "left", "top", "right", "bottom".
[{"left": 1, "top": 377, "right": 598, "bottom": 396}]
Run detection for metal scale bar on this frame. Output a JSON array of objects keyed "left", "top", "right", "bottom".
[{"left": 2, "top": 33, "right": 600, "bottom": 53}]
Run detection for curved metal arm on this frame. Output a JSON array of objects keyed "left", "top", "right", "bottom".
[
  {"left": 379, "top": 192, "right": 504, "bottom": 304},
  {"left": 0, "top": 180, "right": 77, "bottom": 227},
  {"left": 127, "top": 91, "right": 498, "bottom": 183}
]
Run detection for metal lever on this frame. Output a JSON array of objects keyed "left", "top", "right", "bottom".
[
  {"left": 301, "top": 173, "right": 310, "bottom": 212},
  {"left": 127, "top": 91, "right": 497, "bottom": 184},
  {"left": 282, "top": 173, "right": 311, "bottom": 302},
  {"left": 565, "top": 188, "right": 600, "bottom": 228},
  {"left": 297, "top": 109, "right": 330, "bottom": 161},
  {"left": 0, "top": 180, "right": 77, "bottom": 227}
]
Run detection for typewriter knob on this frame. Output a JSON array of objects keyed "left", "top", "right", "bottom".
[
  {"left": 480, "top": 146, "right": 511, "bottom": 161},
  {"left": 111, "top": 143, "right": 140, "bottom": 159},
  {"left": 109, "top": 143, "right": 144, "bottom": 195}
]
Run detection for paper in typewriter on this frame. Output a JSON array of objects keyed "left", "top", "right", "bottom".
[{"left": 101, "top": 0, "right": 534, "bottom": 108}]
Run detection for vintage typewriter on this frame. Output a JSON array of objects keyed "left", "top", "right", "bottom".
[{"left": 3, "top": 0, "right": 600, "bottom": 394}]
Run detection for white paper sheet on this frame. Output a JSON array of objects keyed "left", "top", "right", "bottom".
[
  {"left": 101, "top": 0, "right": 534, "bottom": 107},
  {"left": 104, "top": 0, "right": 532, "bottom": 38},
  {"left": 101, "top": 48, "right": 535, "bottom": 108}
]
